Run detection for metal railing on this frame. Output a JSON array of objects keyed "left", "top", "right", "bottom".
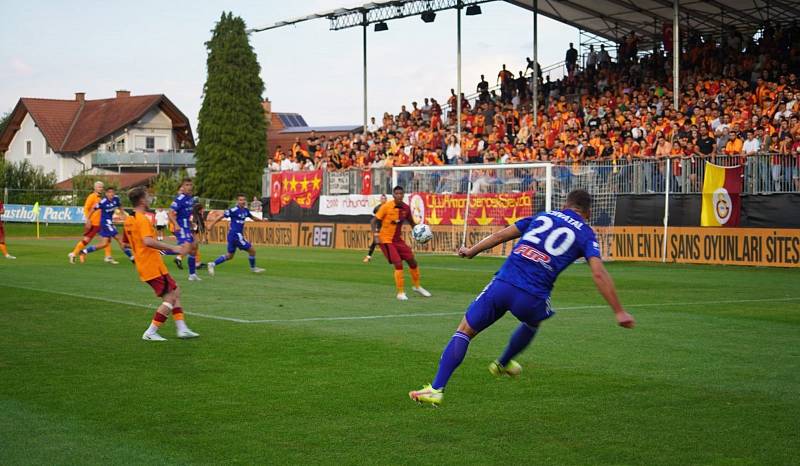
[
  {"left": 92, "top": 151, "right": 196, "bottom": 169},
  {"left": 439, "top": 60, "right": 570, "bottom": 115},
  {"left": 270, "top": 154, "right": 799, "bottom": 196}
]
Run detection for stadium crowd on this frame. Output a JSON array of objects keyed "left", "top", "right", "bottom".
[{"left": 270, "top": 22, "right": 800, "bottom": 191}]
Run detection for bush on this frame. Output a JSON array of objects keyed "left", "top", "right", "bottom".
[
  {"left": 0, "top": 159, "right": 59, "bottom": 204},
  {"left": 149, "top": 169, "right": 188, "bottom": 208},
  {"left": 70, "top": 174, "right": 120, "bottom": 193}
]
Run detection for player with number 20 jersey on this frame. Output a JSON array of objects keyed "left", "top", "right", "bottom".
[{"left": 409, "top": 189, "right": 635, "bottom": 407}]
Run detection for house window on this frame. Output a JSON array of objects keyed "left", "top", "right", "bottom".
[
  {"left": 146, "top": 137, "right": 155, "bottom": 150},
  {"left": 25, "top": 140, "right": 32, "bottom": 156},
  {"left": 45, "top": 144, "right": 52, "bottom": 155}
]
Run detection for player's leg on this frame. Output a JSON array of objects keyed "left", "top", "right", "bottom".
[
  {"left": 410, "top": 279, "right": 508, "bottom": 405},
  {"left": 0, "top": 224, "right": 13, "bottom": 259},
  {"left": 103, "top": 242, "right": 113, "bottom": 260},
  {"left": 98, "top": 223, "right": 114, "bottom": 261},
  {"left": 363, "top": 240, "right": 378, "bottom": 263},
  {"left": 112, "top": 235, "right": 134, "bottom": 261},
  {"left": 0, "top": 243, "right": 12, "bottom": 259},
  {"left": 402, "top": 248, "right": 431, "bottom": 297},
  {"left": 142, "top": 275, "right": 179, "bottom": 341},
  {"left": 491, "top": 293, "right": 555, "bottom": 377},
  {"left": 186, "top": 240, "right": 200, "bottom": 280},
  {"left": 380, "top": 243, "right": 406, "bottom": 300},
  {"left": 80, "top": 237, "right": 111, "bottom": 262},
  {"left": 245, "top": 242, "right": 263, "bottom": 273},
  {"left": 171, "top": 288, "right": 199, "bottom": 339},
  {"left": 208, "top": 241, "right": 235, "bottom": 276},
  {"left": 70, "top": 226, "right": 97, "bottom": 262}
]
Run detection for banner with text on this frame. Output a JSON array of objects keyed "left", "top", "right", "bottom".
[
  {"left": 409, "top": 192, "right": 534, "bottom": 226},
  {"left": 208, "top": 221, "right": 299, "bottom": 248},
  {"left": 327, "top": 172, "right": 351, "bottom": 195},
  {"left": 1, "top": 204, "right": 86, "bottom": 223},
  {"left": 610, "top": 227, "right": 799, "bottom": 267},
  {"left": 204, "top": 222, "right": 799, "bottom": 267},
  {"left": 319, "top": 195, "right": 387, "bottom": 216},
  {"left": 333, "top": 223, "right": 512, "bottom": 256}
]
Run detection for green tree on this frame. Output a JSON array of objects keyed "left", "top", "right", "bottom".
[
  {"left": 149, "top": 169, "right": 188, "bottom": 208},
  {"left": 0, "top": 110, "right": 10, "bottom": 158},
  {"left": 195, "top": 12, "right": 266, "bottom": 201},
  {"left": 0, "top": 159, "right": 58, "bottom": 204}
]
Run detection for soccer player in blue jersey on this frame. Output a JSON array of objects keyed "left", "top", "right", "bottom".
[
  {"left": 205, "top": 194, "right": 266, "bottom": 275},
  {"left": 169, "top": 178, "right": 202, "bottom": 281},
  {"left": 79, "top": 187, "right": 133, "bottom": 263},
  {"left": 409, "top": 190, "right": 635, "bottom": 406}
]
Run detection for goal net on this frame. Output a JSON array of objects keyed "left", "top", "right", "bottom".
[{"left": 392, "top": 162, "right": 616, "bottom": 257}]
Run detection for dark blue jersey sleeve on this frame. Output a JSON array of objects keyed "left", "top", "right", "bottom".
[{"left": 514, "top": 216, "right": 533, "bottom": 233}]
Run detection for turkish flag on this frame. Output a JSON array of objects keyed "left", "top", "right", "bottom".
[
  {"left": 362, "top": 170, "right": 372, "bottom": 195},
  {"left": 270, "top": 173, "right": 283, "bottom": 215}
]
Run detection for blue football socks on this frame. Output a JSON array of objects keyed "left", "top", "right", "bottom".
[
  {"left": 432, "top": 331, "right": 471, "bottom": 390},
  {"left": 498, "top": 323, "right": 538, "bottom": 367},
  {"left": 188, "top": 255, "right": 196, "bottom": 274}
]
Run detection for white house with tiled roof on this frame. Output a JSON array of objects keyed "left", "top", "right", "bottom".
[{"left": 0, "top": 91, "right": 195, "bottom": 182}]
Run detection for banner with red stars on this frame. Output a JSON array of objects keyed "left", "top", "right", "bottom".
[
  {"left": 270, "top": 170, "right": 323, "bottom": 215},
  {"left": 407, "top": 191, "right": 535, "bottom": 226}
]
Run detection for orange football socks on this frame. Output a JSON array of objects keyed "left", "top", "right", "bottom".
[
  {"left": 394, "top": 269, "right": 405, "bottom": 293},
  {"left": 410, "top": 267, "right": 421, "bottom": 288}
]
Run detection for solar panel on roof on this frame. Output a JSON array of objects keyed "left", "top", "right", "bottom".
[{"left": 276, "top": 113, "right": 310, "bottom": 128}]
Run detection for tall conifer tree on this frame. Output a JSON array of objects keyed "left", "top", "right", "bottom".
[{"left": 195, "top": 12, "right": 266, "bottom": 200}]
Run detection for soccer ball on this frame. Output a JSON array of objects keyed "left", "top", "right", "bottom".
[{"left": 412, "top": 224, "right": 433, "bottom": 244}]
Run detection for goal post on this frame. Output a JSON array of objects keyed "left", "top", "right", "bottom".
[
  {"left": 390, "top": 162, "right": 617, "bottom": 257},
  {"left": 391, "top": 162, "right": 554, "bottom": 253}
]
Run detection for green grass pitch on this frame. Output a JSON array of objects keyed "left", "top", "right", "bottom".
[{"left": 0, "top": 224, "right": 798, "bottom": 465}]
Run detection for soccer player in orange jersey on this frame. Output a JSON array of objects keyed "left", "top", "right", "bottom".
[
  {"left": 0, "top": 200, "right": 15, "bottom": 259},
  {"left": 68, "top": 181, "right": 114, "bottom": 264},
  {"left": 370, "top": 186, "right": 431, "bottom": 301},
  {"left": 124, "top": 187, "right": 199, "bottom": 341}
]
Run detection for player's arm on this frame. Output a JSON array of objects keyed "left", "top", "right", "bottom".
[
  {"left": 142, "top": 235, "right": 180, "bottom": 253},
  {"left": 458, "top": 225, "right": 522, "bottom": 258},
  {"left": 371, "top": 204, "right": 387, "bottom": 242},
  {"left": 167, "top": 205, "right": 180, "bottom": 230},
  {"left": 369, "top": 215, "right": 380, "bottom": 242},
  {"left": 84, "top": 204, "right": 100, "bottom": 227},
  {"left": 587, "top": 257, "right": 635, "bottom": 328}
]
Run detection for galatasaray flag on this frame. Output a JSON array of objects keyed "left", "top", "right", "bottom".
[
  {"left": 269, "top": 170, "right": 323, "bottom": 215},
  {"left": 700, "top": 162, "right": 744, "bottom": 227}
]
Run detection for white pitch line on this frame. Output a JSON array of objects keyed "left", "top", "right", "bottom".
[
  {"left": 4, "top": 283, "right": 798, "bottom": 324},
  {"left": 246, "top": 297, "right": 800, "bottom": 323},
  {"left": 2, "top": 284, "right": 249, "bottom": 323}
]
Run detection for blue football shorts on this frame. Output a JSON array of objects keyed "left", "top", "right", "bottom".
[{"left": 464, "top": 278, "right": 554, "bottom": 332}]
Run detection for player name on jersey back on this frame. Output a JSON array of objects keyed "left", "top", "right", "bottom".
[{"left": 496, "top": 209, "right": 601, "bottom": 298}]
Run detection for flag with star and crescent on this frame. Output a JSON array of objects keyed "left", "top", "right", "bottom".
[{"left": 270, "top": 170, "right": 323, "bottom": 215}]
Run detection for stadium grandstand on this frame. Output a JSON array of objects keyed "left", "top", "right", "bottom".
[{"left": 260, "top": 0, "right": 800, "bottom": 197}]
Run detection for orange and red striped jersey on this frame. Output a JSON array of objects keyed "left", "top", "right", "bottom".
[
  {"left": 375, "top": 201, "right": 412, "bottom": 244},
  {"left": 84, "top": 192, "right": 102, "bottom": 226},
  {"left": 124, "top": 212, "right": 169, "bottom": 282}
]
